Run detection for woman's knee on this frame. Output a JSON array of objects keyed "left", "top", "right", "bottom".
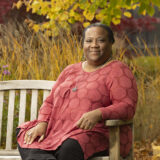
[{"left": 56, "top": 138, "right": 84, "bottom": 160}]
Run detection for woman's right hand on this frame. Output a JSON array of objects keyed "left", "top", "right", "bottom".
[{"left": 24, "top": 121, "right": 48, "bottom": 145}]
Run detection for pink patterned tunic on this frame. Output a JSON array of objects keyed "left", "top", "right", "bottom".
[{"left": 17, "top": 60, "right": 138, "bottom": 160}]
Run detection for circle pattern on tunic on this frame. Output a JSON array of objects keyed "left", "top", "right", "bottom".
[
  {"left": 59, "top": 62, "right": 137, "bottom": 158},
  {"left": 119, "top": 76, "right": 132, "bottom": 88}
]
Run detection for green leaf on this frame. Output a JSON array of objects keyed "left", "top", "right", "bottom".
[
  {"left": 152, "top": 0, "right": 160, "bottom": 7},
  {"left": 125, "top": 0, "right": 131, "bottom": 6},
  {"left": 146, "top": 5, "right": 155, "bottom": 16},
  {"left": 110, "top": 0, "right": 118, "bottom": 7},
  {"left": 138, "top": 2, "right": 146, "bottom": 14},
  {"left": 89, "top": 4, "right": 97, "bottom": 13},
  {"left": 113, "top": 8, "right": 122, "bottom": 16},
  {"left": 79, "top": 0, "right": 87, "bottom": 4}
]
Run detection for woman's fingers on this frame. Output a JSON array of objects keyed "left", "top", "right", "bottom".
[
  {"left": 77, "top": 117, "right": 87, "bottom": 129},
  {"left": 38, "top": 134, "right": 45, "bottom": 142},
  {"left": 77, "top": 116, "right": 93, "bottom": 130},
  {"left": 76, "top": 117, "right": 83, "bottom": 128},
  {"left": 77, "top": 110, "right": 102, "bottom": 130},
  {"left": 23, "top": 123, "right": 47, "bottom": 144},
  {"left": 24, "top": 133, "right": 27, "bottom": 144},
  {"left": 28, "top": 133, "right": 37, "bottom": 144},
  {"left": 24, "top": 130, "right": 32, "bottom": 144},
  {"left": 83, "top": 120, "right": 93, "bottom": 130},
  {"left": 24, "top": 128, "right": 36, "bottom": 144}
]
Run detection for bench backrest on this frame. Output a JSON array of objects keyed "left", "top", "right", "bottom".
[{"left": 0, "top": 80, "right": 55, "bottom": 150}]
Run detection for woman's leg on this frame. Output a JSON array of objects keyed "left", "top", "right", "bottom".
[
  {"left": 16, "top": 128, "right": 56, "bottom": 160},
  {"left": 17, "top": 144, "right": 56, "bottom": 160},
  {"left": 87, "top": 149, "right": 108, "bottom": 160},
  {"left": 55, "top": 138, "right": 84, "bottom": 160}
]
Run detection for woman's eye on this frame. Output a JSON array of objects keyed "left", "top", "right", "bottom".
[
  {"left": 98, "top": 39, "right": 105, "bottom": 42},
  {"left": 85, "top": 39, "right": 92, "bottom": 42}
]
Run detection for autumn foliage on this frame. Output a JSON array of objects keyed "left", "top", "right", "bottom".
[{"left": 13, "top": 0, "right": 160, "bottom": 35}]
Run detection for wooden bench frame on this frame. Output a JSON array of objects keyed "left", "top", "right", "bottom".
[{"left": 0, "top": 80, "right": 133, "bottom": 160}]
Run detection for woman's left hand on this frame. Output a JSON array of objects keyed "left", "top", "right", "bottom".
[{"left": 76, "top": 109, "right": 102, "bottom": 130}]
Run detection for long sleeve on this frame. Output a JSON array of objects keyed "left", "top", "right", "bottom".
[
  {"left": 99, "top": 62, "right": 138, "bottom": 120},
  {"left": 38, "top": 68, "right": 67, "bottom": 122}
]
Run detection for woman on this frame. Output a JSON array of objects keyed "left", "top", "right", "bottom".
[{"left": 17, "top": 23, "right": 138, "bottom": 160}]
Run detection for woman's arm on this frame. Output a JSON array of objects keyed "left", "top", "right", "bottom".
[
  {"left": 99, "top": 62, "right": 138, "bottom": 120},
  {"left": 24, "top": 66, "right": 69, "bottom": 144},
  {"left": 76, "top": 62, "right": 138, "bottom": 130},
  {"left": 37, "top": 69, "right": 67, "bottom": 123}
]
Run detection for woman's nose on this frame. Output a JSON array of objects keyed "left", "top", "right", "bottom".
[{"left": 91, "top": 40, "right": 99, "bottom": 47}]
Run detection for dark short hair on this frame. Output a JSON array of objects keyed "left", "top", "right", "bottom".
[{"left": 82, "top": 23, "right": 115, "bottom": 45}]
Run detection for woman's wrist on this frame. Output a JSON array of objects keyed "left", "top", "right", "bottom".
[
  {"left": 37, "top": 121, "right": 48, "bottom": 127},
  {"left": 94, "top": 109, "right": 102, "bottom": 121}
]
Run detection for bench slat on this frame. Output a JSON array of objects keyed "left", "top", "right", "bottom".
[
  {"left": 43, "top": 90, "right": 50, "bottom": 101},
  {"left": 91, "top": 157, "right": 109, "bottom": 160},
  {"left": 0, "top": 156, "right": 21, "bottom": 160},
  {"left": 0, "top": 80, "right": 54, "bottom": 90},
  {"left": 30, "top": 90, "right": 38, "bottom": 121},
  {"left": 0, "top": 91, "right": 4, "bottom": 145},
  {"left": 0, "top": 150, "right": 19, "bottom": 155},
  {"left": 18, "top": 90, "right": 27, "bottom": 126},
  {"left": 6, "top": 90, "right": 15, "bottom": 150}
]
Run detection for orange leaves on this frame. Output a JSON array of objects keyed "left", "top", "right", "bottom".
[
  {"left": 134, "top": 138, "right": 160, "bottom": 160},
  {"left": 134, "top": 140, "right": 153, "bottom": 159}
]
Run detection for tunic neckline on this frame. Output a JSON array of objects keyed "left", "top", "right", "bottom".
[{"left": 80, "top": 60, "right": 116, "bottom": 74}]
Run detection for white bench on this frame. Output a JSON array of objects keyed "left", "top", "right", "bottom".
[{"left": 0, "top": 80, "right": 133, "bottom": 160}]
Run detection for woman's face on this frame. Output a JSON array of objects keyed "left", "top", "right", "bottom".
[{"left": 83, "top": 26, "right": 112, "bottom": 65}]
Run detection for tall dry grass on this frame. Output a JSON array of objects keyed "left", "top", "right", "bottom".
[
  {"left": 0, "top": 22, "right": 83, "bottom": 81},
  {"left": 0, "top": 22, "right": 160, "bottom": 143},
  {"left": 125, "top": 37, "right": 160, "bottom": 141}
]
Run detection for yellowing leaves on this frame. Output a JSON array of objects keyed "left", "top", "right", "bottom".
[
  {"left": 54, "top": 6, "right": 61, "bottom": 12},
  {"left": 83, "top": 10, "right": 94, "bottom": 21},
  {"left": 132, "top": 3, "right": 140, "bottom": 10},
  {"left": 96, "top": 11, "right": 104, "bottom": 21},
  {"left": 142, "top": 10, "right": 147, "bottom": 16},
  {"left": 15, "top": 0, "right": 159, "bottom": 35},
  {"left": 32, "top": 24, "right": 40, "bottom": 32},
  {"left": 31, "top": 0, "right": 40, "bottom": 13},
  {"left": 83, "top": 22, "right": 90, "bottom": 27},
  {"left": 59, "top": 13, "right": 69, "bottom": 21},
  {"left": 112, "top": 17, "right": 121, "bottom": 25},
  {"left": 13, "top": 0, "right": 23, "bottom": 9},
  {"left": 124, "top": 11, "right": 132, "bottom": 18}
]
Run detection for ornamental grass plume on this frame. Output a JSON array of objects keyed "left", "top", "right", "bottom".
[{"left": 0, "top": 21, "right": 83, "bottom": 80}]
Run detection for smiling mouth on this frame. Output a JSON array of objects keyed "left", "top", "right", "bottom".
[{"left": 90, "top": 51, "right": 100, "bottom": 53}]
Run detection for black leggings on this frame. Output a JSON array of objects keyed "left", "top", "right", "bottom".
[{"left": 16, "top": 129, "right": 108, "bottom": 160}]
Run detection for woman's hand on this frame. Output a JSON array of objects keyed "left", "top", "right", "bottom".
[
  {"left": 24, "top": 122, "right": 48, "bottom": 144},
  {"left": 76, "top": 109, "right": 102, "bottom": 130}
]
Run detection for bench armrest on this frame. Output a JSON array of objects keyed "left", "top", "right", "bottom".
[
  {"left": 105, "top": 119, "right": 133, "bottom": 160},
  {"left": 105, "top": 119, "right": 133, "bottom": 127}
]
